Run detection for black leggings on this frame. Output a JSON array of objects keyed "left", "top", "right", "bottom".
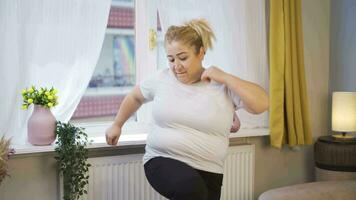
[{"left": 144, "top": 157, "right": 223, "bottom": 200}]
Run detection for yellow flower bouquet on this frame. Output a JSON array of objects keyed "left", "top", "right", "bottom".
[{"left": 21, "top": 86, "right": 59, "bottom": 109}]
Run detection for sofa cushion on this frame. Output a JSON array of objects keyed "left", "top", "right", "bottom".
[{"left": 258, "top": 180, "right": 356, "bottom": 200}]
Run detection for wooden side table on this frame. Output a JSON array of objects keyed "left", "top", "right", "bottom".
[{"left": 314, "top": 135, "right": 356, "bottom": 181}]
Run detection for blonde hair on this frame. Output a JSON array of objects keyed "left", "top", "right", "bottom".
[{"left": 164, "top": 19, "right": 216, "bottom": 54}]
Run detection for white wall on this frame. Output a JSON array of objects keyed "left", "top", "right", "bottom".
[
  {"left": 330, "top": 0, "right": 356, "bottom": 93},
  {"left": 329, "top": 0, "right": 356, "bottom": 134},
  {"left": 0, "top": 155, "right": 58, "bottom": 200}
]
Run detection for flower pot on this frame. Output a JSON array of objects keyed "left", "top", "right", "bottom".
[{"left": 27, "top": 105, "right": 56, "bottom": 145}]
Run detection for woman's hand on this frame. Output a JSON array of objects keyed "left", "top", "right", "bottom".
[
  {"left": 230, "top": 112, "right": 241, "bottom": 133},
  {"left": 105, "top": 124, "right": 122, "bottom": 145},
  {"left": 201, "top": 66, "right": 229, "bottom": 84}
]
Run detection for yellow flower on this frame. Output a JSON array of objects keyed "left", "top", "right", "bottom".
[{"left": 21, "top": 86, "right": 59, "bottom": 109}]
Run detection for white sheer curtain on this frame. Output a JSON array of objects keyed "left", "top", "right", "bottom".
[
  {"left": 157, "top": 0, "right": 269, "bottom": 129},
  {"left": 0, "top": 0, "right": 111, "bottom": 144}
]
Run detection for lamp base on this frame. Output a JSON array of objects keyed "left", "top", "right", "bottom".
[
  {"left": 332, "top": 132, "right": 356, "bottom": 141},
  {"left": 319, "top": 135, "right": 356, "bottom": 144}
]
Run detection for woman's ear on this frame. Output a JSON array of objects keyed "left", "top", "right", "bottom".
[{"left": 198, "top": 47, "right": 205, "bottom": 59}]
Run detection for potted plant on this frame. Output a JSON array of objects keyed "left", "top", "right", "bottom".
[
  {"left": 0, "top": 136, "right": 14, "bottom": 185},
  {"left": 55, "top": 121, "right": 91, "bottom": 200},
  {"left": 22, "top": 86, "right": 59, "bottom": 145}
]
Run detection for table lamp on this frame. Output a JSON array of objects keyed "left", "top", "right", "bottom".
[{"left": 332, "top": 91, "right": 356, "bottom": 139}]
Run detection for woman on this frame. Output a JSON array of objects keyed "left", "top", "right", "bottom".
[{"left": 106, "top": 19, "right": 268, "bottom": 200}]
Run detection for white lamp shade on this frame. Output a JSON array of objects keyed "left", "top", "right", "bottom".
[{"left": 332, "top": 92, "right": 356, "bottom": 132}]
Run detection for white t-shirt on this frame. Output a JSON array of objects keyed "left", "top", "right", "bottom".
[{"left": 140, "top": 68, "right": 243, "bottom": 174}]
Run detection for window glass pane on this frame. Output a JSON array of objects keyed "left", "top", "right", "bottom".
[{"left": 71, "top": 0, "right": 135, "bottom": 123}]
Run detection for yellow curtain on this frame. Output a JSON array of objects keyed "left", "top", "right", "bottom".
[{"left": 269, "top": 0, "right": 312, "bottom": 148}]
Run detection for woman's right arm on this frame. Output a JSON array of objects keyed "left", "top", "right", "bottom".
[{"left": 105, "top": 85, "right": 145, "bottom": 145}]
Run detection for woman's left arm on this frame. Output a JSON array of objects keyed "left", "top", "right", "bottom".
[{"left": 201, "top": 66, "right": 269, "bottom": 114}]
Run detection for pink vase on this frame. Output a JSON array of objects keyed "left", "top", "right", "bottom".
[{"left": 27, "top": 105, "right": 56, "bottom": 145}]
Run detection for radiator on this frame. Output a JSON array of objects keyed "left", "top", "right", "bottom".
[
  {"left": 221, "top": 145, "right": 255, "bottom": 200},
  {"left": 60, "top": 144, "right": 254, "bottom": 200}
]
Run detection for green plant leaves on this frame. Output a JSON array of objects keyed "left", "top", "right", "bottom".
[{"left": 55, "top": 121, "right": 91, "bottom": 200}]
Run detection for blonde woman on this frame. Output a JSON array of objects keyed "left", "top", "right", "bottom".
[{"left": 106, "top": 19, "right": 268, "bottom": 200}]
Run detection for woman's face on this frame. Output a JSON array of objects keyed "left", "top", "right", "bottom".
[{"left": 166, "top": 41, "right": 205, "bottom": 84}]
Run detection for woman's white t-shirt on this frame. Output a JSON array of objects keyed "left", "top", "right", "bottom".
[{"left": 140, "top": 68, "right": 243, "bottom": 174}]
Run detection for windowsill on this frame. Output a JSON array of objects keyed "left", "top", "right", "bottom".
[
  {"left": 11, "top": 134, "right": 148, "bottom": 155},
  {"left": 11, "top": 127, "right": 269, "bottom": 156}
]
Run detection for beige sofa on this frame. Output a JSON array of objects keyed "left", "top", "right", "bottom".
[
  {"left": 258, "top": 180, "right": 356, "bottom": 200},
  {"left": 258, "top": 167, "right": 356, "bottom": 200},
  {"left": 259, "top": 136, "right": 356, "bottom": 200}
]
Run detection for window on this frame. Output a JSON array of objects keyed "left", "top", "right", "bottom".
[
  {"left": 71, "top": 0, "right": 136, "bottom": 124},
  {"left": 70, "top": 0, "right": 268, "bottom": 137},
  {"left": 70, "top": 0, "right": 159, "bottom": 136}
]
